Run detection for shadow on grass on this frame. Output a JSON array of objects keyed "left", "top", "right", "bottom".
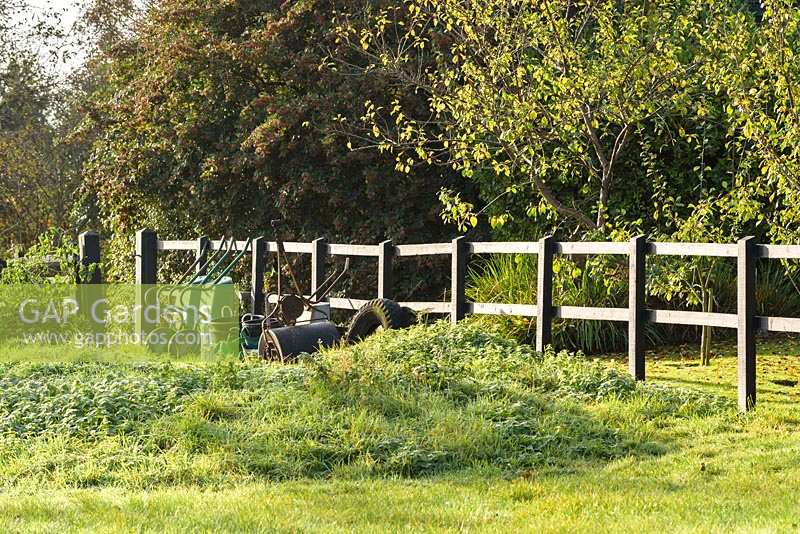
[
  {"left": 0, "top": 321, "right": 739, "bottom": 488},
  {"left": 0, "top": 363, "right": 680, "bottom": 488}
]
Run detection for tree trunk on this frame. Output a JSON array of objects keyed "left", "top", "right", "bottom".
[
  {"left": 700, "top": 287, "right": 713, "bottom": 366},
  {"left": 596, "top": 171, "right": 611, "bottom": 228}
]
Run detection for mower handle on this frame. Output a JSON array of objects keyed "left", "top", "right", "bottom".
[{"left": 308, "top": 257, "right": 350, "bottom": 302}]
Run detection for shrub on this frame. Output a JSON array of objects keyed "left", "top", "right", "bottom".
[
  {"left": 81, "top": 0, "right": 468, "bottom": 299},
  {"left": 0, "top": 229, "right": 95, "bottom": 284}
]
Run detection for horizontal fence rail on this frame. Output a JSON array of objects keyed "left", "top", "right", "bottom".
[
  {"left": 647, "top": 242, "right": 739, "bottom": 257},
  {"left": 469, "top": 242, "right": 540, "bottom": 254},
  {"left": 647, "top": 309, "right": 739, "bottom": 329},
  {"left": 467, "top": 302, "right": 538, "bottom": 317},
  {"left": 395, "top": 243, "right": 453, "bottom": 256},
  {"left": 555, "top": 241, "right": 630, "bottom": 255},
  {"left": 756, "top": 245, "right": 800, "bottom": 259},
  {"left": 130, "top": 229, "right": 800, "bottom": 412}
]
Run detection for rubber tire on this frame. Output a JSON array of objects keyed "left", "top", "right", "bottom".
[
  {"left": 146, "top": 326, "right": 175, "bottom": 354},
  {"left": 168, "top": 329, "right": 201, "bottom": 357},
  {"left": 401, "top": 307, "right": 418, "bottom": 325},
  {"left": 345, "top": 298, "right": 409, "bottom": 343}
]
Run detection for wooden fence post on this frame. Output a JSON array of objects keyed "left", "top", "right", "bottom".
[
  {"left": 450, "top": 236, "right": 467, "bottom": 324},
  {"left": 536, "top": 235, "right": 554, "bottom": 353},
  {"left": 738, "top": 236, "right": 757, "bottom": 412},
  {"left": 251, "top": 236, "right": 266, "bottom": 315},
  {"left": 135, "top": 229, "right": 157, "bottom": 338},
  {"left": 78, "top": 232, "right": 103, "bottom": 340},
  {"left": 78, "top": 231, "right": 101, "bottom": 284},
  {"left": 311, "top": 238, "right": 327, "bottom": 297},
  {"left": 136, "top": 229, "right": 157, "bottom": 284},
  {"left": 378, "top": 240, "right": 394, "bottom": 299},
  {"left": 196, "top": 235, "right": 210, "bottom": 276},
  {"left": 628, "top": 235, "right": 646, "bottom": 380}
]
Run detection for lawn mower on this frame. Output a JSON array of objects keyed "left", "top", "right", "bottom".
[
  {"left": 146, "top": 236, "right": 250, "bottom": 356},
  {"left": 248, "top": 221, "right": 412, "bottom": 362}
]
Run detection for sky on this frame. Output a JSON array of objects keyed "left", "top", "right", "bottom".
[{"left": 10, "top": 0, "right": 86, "bottom": 76}]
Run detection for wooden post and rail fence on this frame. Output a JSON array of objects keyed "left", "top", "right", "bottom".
[{"left": 65, "top": 228, "right": 800, "bottom": 412}]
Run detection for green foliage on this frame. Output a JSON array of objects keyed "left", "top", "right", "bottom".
[
  {"left": 80, "top": 0, "right": 465, "bottom": 292},
  {"left": 713, "top": 0, "right": 800, "bottom": 244},
  {"left": 754, "top": 260, "right": 800, "bottom": 317},
  {"left": 467, "top": 254, "right": 664, "bottom": 353},
  {"left": 0, "top": 55, "right": 87, "bottom": 250},
  {"left": 334, "top": 0, "right": 800, "bottom": 259},
  {"left": 0, "top": 1, "right": 92, "bottom": 250},
  {"left": 0, "top": 229, "right": 93, "bottom": 284},
  {"left": 338, "top": 0, "right": 757, "bottom": 237},
  {"left": 0, "top": 362, "right": 208, "bottom": 438}
]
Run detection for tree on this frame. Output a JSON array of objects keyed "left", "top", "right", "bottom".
[
  {"left": 0, "top": 0, "right": 89, "bottom": 252},
  {"left": 334, "top": 0, "right": 800, "bottom": 362},
  {"left": 714, "top": 0, "right": 800, "bottom": 244},
  {"left": 334, "top": 0, "right": 753, "bottom": 236},
  {"left": 81, "top": 0, "right": 466, "bottom": 290}
]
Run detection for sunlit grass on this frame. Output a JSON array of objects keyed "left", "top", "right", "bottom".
[
  {"left": 0, "top": 341, "right": 236, "bottom": 364},
  {"left": 0, "top": 326, "right": 797, "bottom": 532}
]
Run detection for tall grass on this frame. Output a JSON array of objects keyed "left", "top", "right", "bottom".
[
  {"left": 468, "top": 253, "right": 800, "bottom": 354},
  {"left": 754, "top": 260, "right": 800, "bottom": 317},
  {"left": 0, "top": 323, "right": 728, "bottom": 487},
  {"left": 467, "top": 254, "right": 664, "bottom": 353}
]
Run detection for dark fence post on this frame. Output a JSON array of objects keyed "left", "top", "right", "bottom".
[
  {"left": 738, "top": 236, "right": 757, "bottom": 412},
  {"left": 251, "top": 236, "right": 266, "bottom": 315},
  {"left": 450, "top": 236, "right": 467, "bottom": 324},
  {"left": 628, "top": 235, "right": 646, "bottom": 380},
  {"left": 135, "top": 229, "right": 157, "bottom": 284},
  {"left": 77, "top": 232, "right": 103, "bottom": 341},
  {"left": 311, "top": 238, "right": 327, "bottom": 297},
  {"left": 135, "top": 229, "right": 157, "bottom": 338},
  {"left": 378, "top": 240, "right": 394, "bottom": 299},
  {"left": 536, "top": 235, "right": 554, "bottom": 353},
  {"left": 78, "top": 231, "right": 101, "bottom": 284},
  {"left": 196, "top": 235, "right": 210, "bottom": 276}
]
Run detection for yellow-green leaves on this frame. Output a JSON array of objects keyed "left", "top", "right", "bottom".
[{"left": 335, "top": 0, "right": 740, "bottom": 234}]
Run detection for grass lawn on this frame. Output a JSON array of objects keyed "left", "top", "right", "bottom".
[{"left": 0, "top": 327, "right": 798, "bottom": 533}]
